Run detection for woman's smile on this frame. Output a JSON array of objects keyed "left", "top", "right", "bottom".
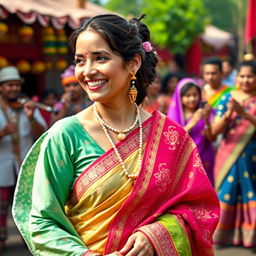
[{"left": 86, "top": 79, "right": 108, "bottom": 91}]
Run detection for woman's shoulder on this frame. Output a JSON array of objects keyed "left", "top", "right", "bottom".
[{"left": 47, "top": 116, "right": 79, "bottom": 139}]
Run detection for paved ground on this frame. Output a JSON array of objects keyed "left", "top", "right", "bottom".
[{"left": 2, "top": 210, "right": 256, "bottom": 256}]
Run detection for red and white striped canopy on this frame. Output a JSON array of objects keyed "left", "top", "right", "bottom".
[{"left": 0, "top": 0, "right": 111, "bottom": 29}]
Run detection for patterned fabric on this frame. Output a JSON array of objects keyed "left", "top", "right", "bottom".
[
  {"left": 12, "top": 111, "right": 219, "bottom": 256},
  {"left": 214, "top": 91, "right": 256, "bottom": 247},
  {"left": 206, "top": 85, "right": 234, "bottom": 109}
]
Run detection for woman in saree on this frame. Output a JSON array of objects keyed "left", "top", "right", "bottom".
[
  {"left": 213, "top": 60, "right": 256, "bottom": 247},
  {"left": 12, "top": 14, "right": 219, "bottom": 256},
  {"left": 168, "top": 78, "right": 215, "bottom": 185}
]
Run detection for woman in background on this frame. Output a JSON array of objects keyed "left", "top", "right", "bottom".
[
  {"left": 168, "top": 78, "right": 215, "bottom": 185},
  {"left": 213, "top": 60, "right": 256, "bottom": 248}
]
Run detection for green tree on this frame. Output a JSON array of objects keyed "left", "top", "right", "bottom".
[
  {"left": 203, "top": 0, "right": 237, "bottom": 32},
  {"left": 105, "top": 0, "right": 143, "bottom": 17},
  {"left": 142, "top": 0, "right": 208, "bottom": 54}
]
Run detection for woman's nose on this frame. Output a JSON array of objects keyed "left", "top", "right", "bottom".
[{"left": 82, "top": 63, "right": 97, "bottom": 77}]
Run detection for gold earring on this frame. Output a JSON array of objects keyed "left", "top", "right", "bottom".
[{"left": 129, "top": 71, "right": 138, "bottom": 103}]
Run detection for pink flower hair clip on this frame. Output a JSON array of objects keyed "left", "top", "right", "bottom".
[{"left": 142, "top": 41, "right": 153, "bottom": 52}]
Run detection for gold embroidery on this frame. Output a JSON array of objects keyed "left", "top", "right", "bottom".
[
  {"left": 131, "top": 206, "right": 149, "bottom": 226},
  {"left": 189, "top": 204, "right": 219, "bottom": 222},
  {"left": 69, "top": 123, "right": 151, "bottom": 205},
  {"left": 107, "top": 112, "right": 165, "bottom": 251},
  {"left": 163, "top": 125, "right": 180, "bottom": 150},
  {"left": 193, "top": 153, "right": 205, "bottom": 174},
  {"left": 138, "top": 222, "right": 178, "bottom": 256},
  {"left": 154, "top": 163, "right": 171, "bottom": 192}
]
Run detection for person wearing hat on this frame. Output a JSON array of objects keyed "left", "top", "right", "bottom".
[
  {"left": 50, "top": 64, "right": 92, "bottom": 125},
  {"left": 0, "top": 66, "right": 47, "bottom": 252}
]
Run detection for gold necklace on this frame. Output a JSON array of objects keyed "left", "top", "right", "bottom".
[
  {"left": 94, "top": 103, "right": 139, "bottom": 141},
  {"left": 94, "top": 103, "right": 143, "bottom": 180}
]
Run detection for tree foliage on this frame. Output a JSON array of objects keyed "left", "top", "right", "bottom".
[
  {"left": 105, "top": 0, "right": 143, "bottom": 17},
  {"left": 96, "top": 0, "right": 208, "bottom": 55},
  {"left": 203, "top": 0, "right": 237, "bottom": 32},
  {"left": 142, "top": 0, "right": 208, "bottom": 54}
]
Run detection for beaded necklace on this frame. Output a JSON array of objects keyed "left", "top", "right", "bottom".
[
  {"left": 94, "top": 104, "right": 139, "bottom": 141},
  {"left": 94, "top": 103, "right": 143, "bottom": 180}
]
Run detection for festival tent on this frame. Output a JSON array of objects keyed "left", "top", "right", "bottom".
[{"left": 0, "top": 0, "right": 111, "bottom": 95}]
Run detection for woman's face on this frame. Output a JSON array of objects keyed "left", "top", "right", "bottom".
[
  {"left": 74, "top": 29, "right": 131, "bottom": 104},
  {"left": 181, "top": 86, "right": 200, "bottom": 111},
  {"left": 236, "top": 66, "right": 256, "bottom": 93}
]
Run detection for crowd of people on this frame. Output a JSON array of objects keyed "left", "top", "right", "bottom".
[{"left": 0, "top": 13, "right": 255, "bottom": 256}]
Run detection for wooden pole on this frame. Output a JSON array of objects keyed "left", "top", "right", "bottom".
[{"left": 77, "top": 0, "right": 87, "bottom": 8}]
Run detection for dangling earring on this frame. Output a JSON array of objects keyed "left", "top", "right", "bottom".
[{"left": 129, "top": 71, "right": 138, "bottom": 103}]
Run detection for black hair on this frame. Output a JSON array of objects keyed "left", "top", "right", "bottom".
[
  {"left": 180, "top": 82, "right": 201, "bottom": 103},
  {"left": 203, "top": 57, "right": 222, "bottom": 72},
  {"left": 161, "top": 72, "right": 182, "bottom": 94},
  {"left": 237, "top": 60, "right": 256, "bottom": 74},
  {"left": 69, "top": 14, "right": 158, "bottom": 105},
  {"left": 42, "top": 88, "right": 59, "bottom": 100},
  {"left": 222, "top": 58, "right": 235, "bottom": 68}
]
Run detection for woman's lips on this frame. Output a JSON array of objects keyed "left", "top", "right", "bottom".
[{"left": 87, "top": 79, "right": 107, "bottom": 91}]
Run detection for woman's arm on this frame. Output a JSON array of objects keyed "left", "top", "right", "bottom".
[
  {"left": 184, "top": 109, "right": 204, "bottom": 133},
  {"left": 14, "top": 128, "right": 89, "bottom": 256}
]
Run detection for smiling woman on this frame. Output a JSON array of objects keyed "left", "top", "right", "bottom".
[{"left": 12, "top": 14, "right": 219, "bottom": 256}]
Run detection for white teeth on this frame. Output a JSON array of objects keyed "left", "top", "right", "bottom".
[{"left": 87, "top": 80, "right": 105, "bottom": 86}]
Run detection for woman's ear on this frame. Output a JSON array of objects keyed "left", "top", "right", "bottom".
[{"left": 128, "top": 54, "right": 142, "bottom": 73}]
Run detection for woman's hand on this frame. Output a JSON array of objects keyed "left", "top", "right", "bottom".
[
  {"left": 202, "top": 103, "right": 212, "bottom": 120},
  {"left": 229, "top": 98, "right": 246, "bottom": 116},
  {"left": 190, "top": 108, "right": 204, "bottom": 126},
  {"left": 119, "top": 232, "right": 155, "bottom": 256}
]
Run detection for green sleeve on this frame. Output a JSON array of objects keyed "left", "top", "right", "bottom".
[
  {"left": 13, "top": 122, "right": 89, "bottom": 256},
  {"left": 157, "top": 213, "right": 192, "bottom": 256},
  {"left": 137, "top": 213, "right": 192, "bottom": 256}
]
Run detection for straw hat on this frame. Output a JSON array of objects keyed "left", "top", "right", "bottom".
[{"left": 0, "top": 66, "right": 24, "bottom": 83}]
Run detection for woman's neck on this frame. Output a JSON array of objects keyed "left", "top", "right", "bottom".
[
  {"left": 95, "top": 101, "right": 137, "bottom": 130},
  {"left": 183, "top": 107, "right": 195, "bottom": 120}
]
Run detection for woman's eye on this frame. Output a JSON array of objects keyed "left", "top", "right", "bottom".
[
  {"left": 97, "top": 56, "right": 108, "bottom": 61},
  {"left": 73, "top": 59, "right": 85, "bottom": 65}
]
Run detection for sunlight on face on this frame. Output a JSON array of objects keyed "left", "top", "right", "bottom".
[{"left": 74, "top": 29, "right": 130, "bottom": 104}]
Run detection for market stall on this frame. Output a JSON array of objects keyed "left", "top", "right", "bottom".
[{"left": 0, "top": 0, "right": 111, "bottom": 96}]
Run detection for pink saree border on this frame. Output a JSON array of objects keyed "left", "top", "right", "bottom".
[
  {"left": 67, "top": 113, "right": 153, "bottom": 207},
  {"left": 105, "top": 111, "right": 166, "bottom": 253},
  {"left": 137, "top": 222, "right": 178, "bottom": 256}
]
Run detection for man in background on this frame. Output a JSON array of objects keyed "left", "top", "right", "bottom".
[{"left": 0, "top": 66, "right": 46, "bottom": 252}]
